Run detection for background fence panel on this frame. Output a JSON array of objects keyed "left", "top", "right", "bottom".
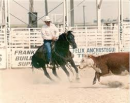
[
  {"left": 0, "top": 27, "right": 6, "bottom": 69},
  {"left": 9, "top": 25, "right": 124, "bottom": 67}
]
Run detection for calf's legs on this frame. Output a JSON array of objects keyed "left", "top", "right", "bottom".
[{"left": 93, "top": 72, "right": 101, "bottom": 85}]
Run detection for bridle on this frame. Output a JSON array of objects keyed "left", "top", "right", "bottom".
[{"left": 65, "top": 32, "right": 73, "bottom": 45}]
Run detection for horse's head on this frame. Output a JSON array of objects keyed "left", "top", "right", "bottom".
[{"left": 66, "top": 31, "right": 77, "bottom": 49}]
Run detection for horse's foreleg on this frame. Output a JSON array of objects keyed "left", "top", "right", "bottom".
[
  {"left": 42, "top": 66, "right": 54, "bottom": 81},
  {"left": 69, "top": 60, "right": 80, "bottom": 80},
  {"left": 52, "top": 65, "right": 60, "bottom": 79},
  {"left": 61, "top": 65, "right": 72, "bottom": 82}
]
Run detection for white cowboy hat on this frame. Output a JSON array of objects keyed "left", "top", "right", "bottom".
[{"left": 44, "top": 16, "right": 51, "bottom": 22}]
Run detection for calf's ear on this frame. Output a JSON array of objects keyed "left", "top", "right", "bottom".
[
  {"left": 84, "top": 54, "right": 88, "bottom": 58},
  {"left": 88, "top": 54, "right": 92, "bottom": 58}
]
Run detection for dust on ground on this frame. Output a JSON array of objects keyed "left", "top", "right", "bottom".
[{"left": 0, "top": 67, "right": 129, "bottom": 103}]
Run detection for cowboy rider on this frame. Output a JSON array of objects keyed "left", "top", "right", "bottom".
[{"left": 41, "top": 16, "right": 59, "bottom": 65}]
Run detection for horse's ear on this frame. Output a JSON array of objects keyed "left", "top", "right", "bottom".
[
  {"left": 67, "top": 31, "right": 72, "bottom": 33},
  {"left": 84, "top": 54, "right": 87, "bottom": 57}
]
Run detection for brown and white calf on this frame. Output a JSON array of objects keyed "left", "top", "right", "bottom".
[{"left": 79, "top": 52, "right": 129, "bottom": 84}]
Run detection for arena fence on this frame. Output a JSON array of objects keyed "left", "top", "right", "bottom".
[
  {"left": 0, "top": 25, "right": 130, "bottom": 69},
  {"left": 0, "top": 27, "right": 7, "bottom": 69}
]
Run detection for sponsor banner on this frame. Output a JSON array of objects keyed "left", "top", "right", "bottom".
[
  {"left": 0, "top": 49, "right": 6, "bottom": 69},
  {"left": 11, "top": 49, "right": 36, "bottom": 68},
  {"left": 70, "top": 48, "right": 85, "bottom": 65},
  {"left": 86, "top": 46, "right": 118, "bottom": 55},
  {"left": 70, "top": 46, "right": 118, "bottom": 65},
  {"left": 11, "top": 46, "right": 118, "bottom": 67}
]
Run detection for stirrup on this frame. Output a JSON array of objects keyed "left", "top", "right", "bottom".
[
  {"left": 48, "top": 64, "right": 53, "bottom": 68},
  {"left": 49, "top": 61, "right": 53, "bottom": 65}
]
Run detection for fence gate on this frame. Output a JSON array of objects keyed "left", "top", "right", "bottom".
[{"left": 0, "top": 27, "right": 7, "bottom": 69}]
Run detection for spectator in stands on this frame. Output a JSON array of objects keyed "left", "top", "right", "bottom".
[{"left": 41, "top": 16, "right": 59, "bottom": 65}]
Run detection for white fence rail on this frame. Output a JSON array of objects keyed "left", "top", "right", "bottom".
[
  {"left": 9, "top": 28, "right": 42, "bottom": 49},
  {"left": 122, "top": 24, "right": 130, "bottom": 51}
]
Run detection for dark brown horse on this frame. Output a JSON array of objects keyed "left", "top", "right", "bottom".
[{"left": 31, "top": 31, "right": 80, "bottom": 81}]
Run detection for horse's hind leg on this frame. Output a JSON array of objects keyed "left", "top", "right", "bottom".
[
  {"left": 69, "top": 60, "right": 80, "bottom": 80},
  {"left": 52, "top": 65, "right": 60, "bottom": 79},
  {"left": 42, "top": 66, "right": 54, "bottom": 81}
]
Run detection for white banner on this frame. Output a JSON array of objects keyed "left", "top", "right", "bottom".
[
  {"left": 11, "top": 47, "right": 118, "bottom": 67},
  {"left": 86, "top": 46, "right": 119, "bottom": 55},
  {"left": 70, "top": 46, "right": 118, "bottom": 65},
  {"left": 11, "top": 49, "right": 36, "bottom": 68},
  {"left": 70, "top": 48, "right": 85, "bottom": 65},
  {"left": 0, "top": 49, "right": 6, "bottom": 69}
]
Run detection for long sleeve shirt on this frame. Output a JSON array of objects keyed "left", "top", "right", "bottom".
[{"left": 41, "top": 23, "right": 59, "bottom": 40}]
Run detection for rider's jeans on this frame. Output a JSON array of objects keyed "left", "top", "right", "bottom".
[{"left": 44, "top": 40, "right": 52, "bottom": 62}]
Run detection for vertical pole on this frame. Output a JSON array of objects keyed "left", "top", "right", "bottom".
[
  {"left": 63, "top": 0, "right": 66, "bottom": 31},
  {"left": 7, "top": 0, "right": 10, "bottom": 69},
  {"left": 96, "top": 0, "right": 101, "bottom": 31},
  {"left": 70, "top": 0, "right": 74, "bottom": 27},
  {"left": 0, "top": 0, "right": 3, "bottom": 25},
  {"left": 67, "top": 0, "right": 69, "bottom": 28},
  {"left": 83, "top": 5, "right": 86, "bottom": 29},
  {"left": 63, "top": 0, "right": 68, "bottom": 32},
  {"left": 29, "top": 0, "right": 34, "bottom": 12},
  {"left": 118, "top": 0, "right": 121, "bottom": 51},
  {"left": 45, "top": 0, "right": 48, "bottom": 15},
  {"left": 2, "top": 0, "right": 5, "bottom": 26},
  {"left": 4, "top": 0, "right": 8, "bottom": 69},
  {"left": 29, "top": 0, "right": 34, "bottom": 27},
  {"left": 120, "top": 0, "right": 123, "bottom": 24},
  {"left": 120, "top": 0, "right": 123, "bottom": 46},
  {"left": 7, "top": 0, "right": 10, "bottom": 29}
]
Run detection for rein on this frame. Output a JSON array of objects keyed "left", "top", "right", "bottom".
[
  {"left": 65, "top": 33, "right": 72, "bottom": 45},
  {"left": 53, "top": 50, "right": 71, "bottom": 61},
  {"left": 53, "top": 44, "right": 71, "bottom": 62}
]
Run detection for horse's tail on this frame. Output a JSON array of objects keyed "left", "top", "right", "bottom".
[{"left": 31, "top": 55, "right": 41, "bottom": 68}]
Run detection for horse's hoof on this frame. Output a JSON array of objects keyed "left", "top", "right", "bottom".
[
  {"left": 93, "top": 81, "right": 96, "bottom": 85},
  {"left": 57, "top": 77, "right": 61, "bottom": 81},
  {"left": 68, "top": 79, "right": 73, "bottom": 83},
  {"left": 69, "top": 80, "right": 73, "bottom": 83},
  {"left": 68, "top": 76, "right": 73, "bottom": 82},
  {"left": 50, "top": 79, "right": 55, "bottom": 82},
  {"left": 76, "top": 77, "right": 80, "bottom": 80}
]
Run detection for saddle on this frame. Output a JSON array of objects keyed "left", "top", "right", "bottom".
[{"left": 39, "top": 42, "right": 55, "bottom": 64}]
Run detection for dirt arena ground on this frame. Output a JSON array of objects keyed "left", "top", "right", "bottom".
[{"left": 0, "top": 67, "right": 129, "bottom": 103}]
